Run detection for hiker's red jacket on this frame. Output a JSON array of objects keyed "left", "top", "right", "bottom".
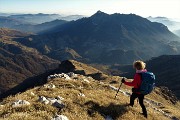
[{"left": 124, "top": 69, "right": 147, "bottom": 94}]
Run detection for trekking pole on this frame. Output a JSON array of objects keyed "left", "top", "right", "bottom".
[{"left": 114, "top": 77, "right": 124, "bottom": 99}]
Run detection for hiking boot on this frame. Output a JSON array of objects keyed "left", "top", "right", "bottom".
[
  {"left": 140, "top": 113, "right": 147, "bottom": 118},
  {"left": 125, "top": 103, "right": 133, "bottom": 107},
  {"left": 144, "top": 114, "right": 147, "bottom": 118}
]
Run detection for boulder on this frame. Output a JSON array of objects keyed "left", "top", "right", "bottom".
[
  {"left": 47, "top": 98, "right": 58, "bottom": 104},
  {"left": 43, "top": 99, "right": 50, "bottom": 105},
  {"left": 12, "top": 100, "right": 30, "bottom": 107},
  {"left": 38, "top": 96, "right": 47, "bottom": 102},
  {"left": 56, "top": 96, "right": 64, "bottom": 101},
  {"left": 83, "top": 78, "right": 90, "bottom": 83},
  {"left": 67, "top": 72, "right": 77, "bottom": 78},
  {"left": 47, "top": 73, "right": 72, "bottom": 81},
  {"left": 44, "top": 83, "right": 56, "bottom": 89},
  {"left": 30, "top": 92, "right": 35, "bottom": 96},
  {"left": 38, "top": 96, "right": 65, "bottom": 107},
  {"left": 52, "top": 101, "right": 65, "bottom": 109},
  {"left": 78, "top": 93, "right": 85, "bottom": 97},
  {"left": 52, "top": 115, "right": 69, "bottom": 120}
]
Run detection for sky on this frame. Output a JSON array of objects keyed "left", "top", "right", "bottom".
[{"left": 0, "top": 0, "right": 180, "bottom": 19}]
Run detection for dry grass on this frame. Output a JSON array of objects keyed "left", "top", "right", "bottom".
[
  {"left": 70, "top": 60, "right": 102, "bottom": 75},
  {"left": 0, "top": 74, "right": 179, "bottom": 120}
]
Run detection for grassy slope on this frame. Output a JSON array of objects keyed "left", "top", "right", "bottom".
[{"left": 0, "top": 73, "right": 179, "bottom": 120}]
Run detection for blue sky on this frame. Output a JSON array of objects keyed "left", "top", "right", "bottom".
[{"left": 0, "top": 0, "right": 180, "bottom": 19}]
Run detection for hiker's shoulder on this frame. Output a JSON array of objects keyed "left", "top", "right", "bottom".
[{"left": 134, "top": 73, "right": 141, "bottom": 79}]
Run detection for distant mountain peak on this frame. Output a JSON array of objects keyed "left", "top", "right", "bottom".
[
  {"left": 92, "top": 10, "right": 108, "bottom": 17},
  {"left": 96, "top": 10, "right": 104, "bottom": 14}
]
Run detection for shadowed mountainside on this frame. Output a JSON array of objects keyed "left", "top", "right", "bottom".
[
  {"left": 15, "top": 11, "right": 180, "bottom": 64},
  {"left": 0, "top": 28, "right": 60, "bottom": 95},
  {"left": 0, "top": 59, "right": 107, "bottom": 99}
]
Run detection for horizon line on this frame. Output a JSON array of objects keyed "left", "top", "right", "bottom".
[{"left": 0, "top": 11, "right": 175, "bottom": 19}]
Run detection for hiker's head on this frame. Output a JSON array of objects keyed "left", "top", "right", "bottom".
[{"left": 133, "top": 60, "right": 146, "bottom": 70}]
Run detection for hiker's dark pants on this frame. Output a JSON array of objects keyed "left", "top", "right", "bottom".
[{"left": 130, "top": 92, "right": 147, "bottom": 116}]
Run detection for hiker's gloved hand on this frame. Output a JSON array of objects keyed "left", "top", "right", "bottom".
[
  {"left": 121, "top": 78, "right": 125, "bottom": 83},
  {"left": 132, "top": 88, "right": 135, "bottom": 92}
]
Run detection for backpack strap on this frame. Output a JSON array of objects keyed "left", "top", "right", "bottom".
[
  {"left": 132, "top": 73, "right": 142, "bottom": 93},
  {"left": 137, "top": 73, "right": 142, "bottom": 88}
]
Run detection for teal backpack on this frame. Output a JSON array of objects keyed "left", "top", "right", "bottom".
[{"left": 139, "top": 72, "right": 155, "bottom": 95}]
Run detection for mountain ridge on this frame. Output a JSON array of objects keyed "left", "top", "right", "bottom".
[
  {"left": 0, "top": 17, "right": 68, "bottom": 33},
  {"left": 15, "top": 11, "right": 180, "bottom": 64}
]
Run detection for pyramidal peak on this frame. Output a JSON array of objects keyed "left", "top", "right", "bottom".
[
  {"left": 96, "top": 10, "right": 105, "bottom": 14},
  {"left": 91, "top": 10, "right": 109, "bottom": 17}
]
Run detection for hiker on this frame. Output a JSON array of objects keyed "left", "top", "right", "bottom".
[{"left": 121, "top": 60, "right": 148, "bottom": 118}]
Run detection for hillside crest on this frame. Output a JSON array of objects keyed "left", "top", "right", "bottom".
[{"left": 0, "top": 60, "right": 179, "bottom": 120}]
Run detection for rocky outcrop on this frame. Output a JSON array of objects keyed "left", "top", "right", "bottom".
[
  {"left": 11, "top": 100, "right": 30, "bottom": 107},
  {"left": 38, "top": 96, "right": 65, "bottom": 109},
  {"left": 57, "top": 60, "right": 108, "bottom": 80},
  {"left": 52, "top": 115, "right": 69, "bottom": 120},
  {"left": 158, "top": 86, "right": 178, "bottom": 104}
]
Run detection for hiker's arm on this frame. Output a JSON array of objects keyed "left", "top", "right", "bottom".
[
  {"left": 124, "top": 79, "right": 136, "bottom": 86},
  {"left": 124, "top": 74, "right": 140, "bottom": 87}
]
